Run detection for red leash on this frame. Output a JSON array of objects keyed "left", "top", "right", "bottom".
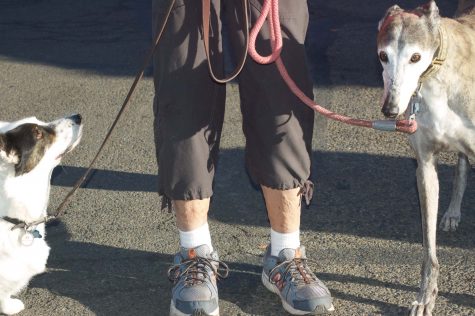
[{"left": 247, "top": 0, "right": 418, "bottom": 134}]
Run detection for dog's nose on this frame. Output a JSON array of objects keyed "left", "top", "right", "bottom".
[
  {"left": 70, "top": 114, "right": 82, "bottom": 125},
  {"left": 381, "top": 107, "right": 398, "bottom": 119},
  {"left": 381, "top": 94, "right": 399, "bottom": 118}
]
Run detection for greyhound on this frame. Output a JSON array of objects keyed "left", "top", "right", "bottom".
[{"left": 377, "top": 1, "right": 475, "bottom": 314}]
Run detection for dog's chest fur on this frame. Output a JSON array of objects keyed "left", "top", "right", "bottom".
[
  {"left": 0, "top": 160, "right": 51, "bottom": 296},
  {"left": 0, "top": 222, "right": 50, "bottom": 272},
  {"left": 412, "top": 15, "right": 475, "bottom": 158},
  {"left": 0, "top": 167, "right": 52, "bottom": 222}
]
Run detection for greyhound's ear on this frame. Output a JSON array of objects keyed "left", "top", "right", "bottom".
[
  {"left": 0, "top": 134, "right": 19, "bottom": 165},
  {"left": 417, "top": 1, "right": 440, "bottom": 24},
  {"left": 378, "top": 5, "right": 403, "bottom": 31}
]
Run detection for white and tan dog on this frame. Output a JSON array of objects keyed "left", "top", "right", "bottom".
[
  {"left": 377, "top": 1, "right": 475, "bottom": 314},
  {"left": 0, "top": 114, "right": 82, "bottom": 315}
]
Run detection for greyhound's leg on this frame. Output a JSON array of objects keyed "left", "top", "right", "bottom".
[
  {"left": 440, "top": 153, "right": 469, "bottom": 232},
  {"left": 410, "top": 152, "right": 439, "bottom": 316}
]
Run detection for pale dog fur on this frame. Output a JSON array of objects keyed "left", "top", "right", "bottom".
[
  {"left": 377, "top": 1, "right": 475, "bottom": 315},
  {"left": 0, "top": 115, "right": 82, "bottom": 315}
]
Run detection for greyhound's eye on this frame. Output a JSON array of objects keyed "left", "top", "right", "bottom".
[
  {"left": 410, "top": 53, "right": 421, "bottom": 63},
  {"left": 379, "top": 51, "right": 388, "bottom": 63}
]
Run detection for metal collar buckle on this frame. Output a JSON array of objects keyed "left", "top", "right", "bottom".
[{"left": 409, "top": 85, "right": 422, "bottom": 121}]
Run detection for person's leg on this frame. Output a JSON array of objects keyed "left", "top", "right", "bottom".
[
  {"left": 152, "top": 1, "right": 227, "bottom": 315},
  {"left": 228, "top": 0, "right": 334, "bottom": 313},
  {"left": 262, "top": 186, "right": 301, "bottom": 255},
  {"left": 262, "top": 187, "right": 301, "bottom": 233},
  {"left": 152, "top": 0, "right": 224, "bottom": 242},
  {"left": 237, "top": 0, "right": 313, "bottom": 255},
  {"left": 174, "top": 199, "right": 210, "bottom": 232},
  {"left": 174, "top": 199, "right": 213, "bottom": 251}
]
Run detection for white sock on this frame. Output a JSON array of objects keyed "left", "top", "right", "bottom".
[
  {"left": 178, "top": 222, "right": 213, "bottom": 252},
  {"left": 270, "top": 228, "right": 300, "bottom": 257}
]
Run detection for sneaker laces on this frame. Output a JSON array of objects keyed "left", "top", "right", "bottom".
[
  {"left": 269, "top": 257, "right": 317, "bottom": 286},
  {"left": 168, "top": 257, "right": 229, "bottom": 286}
]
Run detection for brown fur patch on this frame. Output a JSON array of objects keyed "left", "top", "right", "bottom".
[{"left": 2, "top": 124, "right": 56, "bottom": 176}]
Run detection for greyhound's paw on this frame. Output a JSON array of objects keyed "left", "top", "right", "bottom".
[
  {"left": 409, "top": 300, "right": 433, "bottom": 316},
  {"left": 0, "top": 298, "right": 25, "bottom": 315},
  {"left": 439, "top": 211, "right": 460, "bottom": 232}
]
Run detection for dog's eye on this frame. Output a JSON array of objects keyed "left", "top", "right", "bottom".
[
  {"left": 379, "top": 51, "right": 388, "bottom": 63},
  {"left": 410, "top": 53, "right": 421, "bottom": 63}
]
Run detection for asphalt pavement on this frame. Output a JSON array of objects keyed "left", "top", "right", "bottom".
[{"left": 0, "top": 0, "right": 474, "bottom": 315}]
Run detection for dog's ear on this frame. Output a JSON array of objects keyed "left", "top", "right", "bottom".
[
  {"left": 417, "top": 1, "right": 441, "bottom": 26},
  {"left": 0, "top": 125, "right": 42, "bottom": 174},
  {"left": 378, "top": 5, "right": 403, "bottom": 31},
  {"left": 0, "top": 134, "right": 19, "bottom": 165},
  {"left": 9, "top": 125, "right": 42, "bottom": 176}
]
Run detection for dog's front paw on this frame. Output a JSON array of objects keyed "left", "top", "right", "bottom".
[
  {"left": 439, "top": 211, "right": 460, "bottom": 232},
  {"left": 0, "top": 297, "right": 25, "bottom": 315},
  {"left": 409, "top": 300, "right": 433, "bottom": 316}
]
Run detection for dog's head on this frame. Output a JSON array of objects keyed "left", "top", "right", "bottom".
[
  {"left": 377, "top": 1, "right": 441, "bottom": 118},
  {"left": 0, "top": 114, "right": 83, "bottom": 176}
]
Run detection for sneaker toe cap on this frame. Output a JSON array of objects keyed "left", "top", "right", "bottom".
[
  {"left": 295, "top": 284, "right": 330, "bottom": 299},
  {"left": 292, "top": 295, "right": 333, "bottom": 312},
  {"left": 174, "top": 298, "right": 219, "bottom": 314},
  {"left": 291, "top": 286, "right": 333, "bottom": 312}
]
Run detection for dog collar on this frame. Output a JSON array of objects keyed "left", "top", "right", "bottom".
[
  {"left": 407, "top": 26, "right": 447, "bottom": 122},
  {"left": 2, "top": 216, "right": 44, "bottom": 246},
  {"left": 2, "top": 216, "right": 45, "bottom": 233},
  {"left": 2, "top": 216, "right": 26, "bottom": 226},
  {"left": 419, "top": 26, "right": 448, "bottom": 82}
]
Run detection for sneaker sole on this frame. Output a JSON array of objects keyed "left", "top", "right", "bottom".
[
  {"left": 261, "top": 271, "right": 335, "bottom": 315},
  {"left": 169, "top": 300, "right": 219, "bottom": 316}
]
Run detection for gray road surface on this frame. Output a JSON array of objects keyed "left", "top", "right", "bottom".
[{"left": 0, "top": 0, "right": 474, "bottom": 315}]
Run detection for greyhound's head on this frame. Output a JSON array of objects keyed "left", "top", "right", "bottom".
[{"left": 377, "top": 1, "right": 441, "bottom": 118}]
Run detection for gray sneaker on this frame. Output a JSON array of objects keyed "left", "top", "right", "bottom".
[
  {"left": 168, "top": 245, "right": 229, "bottom": 316},
  {"left": 262, "top": 245, "right": 334, "bottom": 315}
]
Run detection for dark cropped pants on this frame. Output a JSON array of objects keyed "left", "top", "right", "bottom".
[{"left": 152, "top": 0, "right": 315, "bottom": 203}]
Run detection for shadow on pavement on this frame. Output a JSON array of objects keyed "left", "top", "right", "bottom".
[
  {"left": 324, "top": 273, "right": 475, "bottom": 311},
  {"left": 30, "top": 222, "right": 171, "bottom": 315},
  {"left": 0, "top": 0, "right": 152, "bottom": 77},
  {"left": 52, "top": 149, "right": 475, "bottom": 250},
  {"left": 52, "top": 166, "right": 158, "bottom": 192},
  {"left": 0, "top": 0, "right": 458, "bottom": 86},
  {"left": 29, "top": 219, "right": 474, "bottom": 315}
]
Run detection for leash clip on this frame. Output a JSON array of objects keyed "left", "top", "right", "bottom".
[
  {"left": 409, "top": 91, "right": 422, "bottom": 121},
  {"left": 372, "top": 120, "right": 397, "bottom": 132}
]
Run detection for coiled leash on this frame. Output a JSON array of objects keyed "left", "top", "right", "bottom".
[
  {"left": 202, "top": 0, "right": 417, "bottom": 133},
  {"left": 244, "top": 0, "right": 418, "bottom": 134}
]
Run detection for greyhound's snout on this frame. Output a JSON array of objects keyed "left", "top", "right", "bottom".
[
  {"left": 381, "top": 106, "right": 399, "bottom": 118},
  {"left": 381, "top": 94, "right": 399, "bottom": 118}
]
